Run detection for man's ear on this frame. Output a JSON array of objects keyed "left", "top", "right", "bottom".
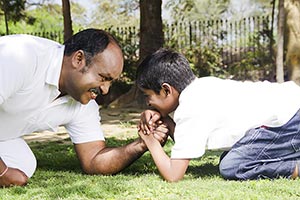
[
  {"left": 71, "top": 50, "right": 85, "bottom": 69},
  {"left": 161, "top": 83, "right": 172, "bottom": 96}
]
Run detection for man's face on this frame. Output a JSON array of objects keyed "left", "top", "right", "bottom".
[{"left": 67, "top": 42, "right": 124, "bottom": 104}]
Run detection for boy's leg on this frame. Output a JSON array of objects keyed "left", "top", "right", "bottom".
[
  {"left": 0, "top": 137, "right": 37, "bottom": 179},
  {"left": 219, "top": 110, "right": 300, "bottom": 180}
]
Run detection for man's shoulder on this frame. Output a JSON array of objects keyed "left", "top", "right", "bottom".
[{"left": 0, "top": 34, "right": 61, "bottom": 49}]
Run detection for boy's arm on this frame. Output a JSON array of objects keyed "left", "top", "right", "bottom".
[{"left": 138, "top": 131, "right": 190, "bottom": 182}]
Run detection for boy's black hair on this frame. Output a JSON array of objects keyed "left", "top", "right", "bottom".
[
  {"left": 63, "top": 28, "right": 120, "bottom": 66},
  {"left": 136, "top": 48, "right": 196, "bottom": 94}
]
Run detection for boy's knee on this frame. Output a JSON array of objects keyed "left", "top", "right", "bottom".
[{"left": 219, "top": 152, "right": 241, "bottom": 180}]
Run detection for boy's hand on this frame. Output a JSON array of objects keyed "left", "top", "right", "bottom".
[
  {"left": 152, "top": 121, "right": 169, "bottom": 146},
  {"left": 138, "top": 110, "right": 161, "bottom": 135}
]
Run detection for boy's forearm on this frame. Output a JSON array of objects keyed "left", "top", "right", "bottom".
[{"left": 145, "top": 139, "right": 189, "bottom": 182}]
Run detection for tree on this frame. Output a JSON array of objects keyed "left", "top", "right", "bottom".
[
  {"left": 0, "top": 0, "right": 26, "bottom": 34},
  {"left": 90, "top": 0, "right": 139, "bottom": 27},
  {"left": 62, "top": 0, "right": 73, "bottom": 41},
  {"left": 284, "top": 0, "right": 300, "bottom": 85},
  {"left": 139, "top": 0, "right": 164, "bottom": 61},
  {"left": 165, "top": 0, "right": 230, "bottom": 22},
  {"left": 110, "top": 0, "right": 164, "bottom": 108},
  {"left": 276, "top": 0, "right": 284, "bottom": 83}
]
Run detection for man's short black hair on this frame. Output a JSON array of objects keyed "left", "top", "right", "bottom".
[
  {"left": 136, "top": 48, "right": 196, "bottom": 94},
  {"left": 63, "top": 28, "right": 120, "bottom": 66}
]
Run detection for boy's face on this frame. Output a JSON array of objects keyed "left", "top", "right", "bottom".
[{"left": 141, "top": 85, "right": 179, "bottom": 117}]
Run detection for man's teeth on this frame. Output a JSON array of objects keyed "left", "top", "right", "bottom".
[
  {"left": 91, "top": 91, "right": 97, "bottom": 97},
  {"left": 91, "top": 91, "right": 97, "bottom": 99},
  {"left": 89, "top": 88, "right": 99, "bottom": 98}
]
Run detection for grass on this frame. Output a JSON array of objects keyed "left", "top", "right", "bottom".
[{"left": 1, "top": 137, "right": 300, "bottom": 200}]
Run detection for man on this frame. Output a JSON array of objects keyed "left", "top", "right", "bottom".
[{"left": 0, "top": 29, "right": 168, "bottom": 187}]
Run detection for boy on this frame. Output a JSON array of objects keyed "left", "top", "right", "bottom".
[{"left": 136, "top": 48, "right": 300, "bottom": 182}]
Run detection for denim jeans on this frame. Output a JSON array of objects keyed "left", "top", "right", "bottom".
[{"left": 219, "top": 109, "right": 300, "bottom": 180}]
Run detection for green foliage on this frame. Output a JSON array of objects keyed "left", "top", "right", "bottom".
[
  {"left": 164, "top": 0, "right": 273, "bottom": 23},
  {"left": 109, "top": 28, "right": 139, "bottom": 83},
  {"left": 0, "top": 3, "right": 62, "bottom": 34},
  {"left": 90, "top": 0, "right": 139, "bottom": 28},
  {"left": 0, "top": 0, "right": 26, "bottom": 22},
  {"left": 227, "top": 31, "right": 275, "bottom": 81},
  {"left": 0, "top": 3, "right": 84, "bottom": 35},
  {"left": 184, "top": 45, "right": 229, "bottom": 78},
  {"left": 0, "top": 0, "right": 26, "bottom": 34},
  {"left": 165, "top": 0, "right": 230, "bottom": 22},
  {"left": 228, "top": 50, "right": 275, "bottom": 81}
]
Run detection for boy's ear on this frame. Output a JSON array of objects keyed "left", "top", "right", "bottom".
[
  {"left": 71, "top": 50, "right": 85, "bottom": 69},
  {"left": 161, "top": 83, "right": 172, "bottom": 96}
]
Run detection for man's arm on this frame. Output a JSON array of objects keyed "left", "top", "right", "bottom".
[
  {"left": 74, "top": 138, "right": 147, "bottom": 175},
  {"left": 74, "top": 121, "right": 169, "bottom": 175},
  {"left": 0, "top": 159, "right": 28, "bottom": 187}
]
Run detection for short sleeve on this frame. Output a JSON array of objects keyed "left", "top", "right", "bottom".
[
  {"left": 65, "top": 100, "right": 105, "bottom": 144},
  {"left": 171, "top": 117, "right": 211, "bottom": 159}
]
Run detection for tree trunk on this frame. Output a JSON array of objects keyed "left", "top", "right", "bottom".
[
  {"left": 139, "top": 0, "right": 164, "bottom": 61},
  {"left": 285, "top": 0, "right": 300, "bottom": 85},
  {"left": 2, "top": 0, "right": 9, "bottom": 35},
  {"left": 276, "top": 0, "right": 285, "bottom": 83},
  {"left": 4, "top": 9, "right": 9, "bottom": 35},
  {"left": 109, "top": 0, "right": 164, "bottom": 108},
  {"left": 62, "top": 0, "right": 73, "bottom": 42}
]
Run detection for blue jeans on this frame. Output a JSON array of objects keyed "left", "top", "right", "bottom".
[{"left": 219, "top": 109, "right": 300, "bottom": 180}]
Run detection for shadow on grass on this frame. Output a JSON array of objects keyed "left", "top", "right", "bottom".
[{"left": 29, "top": 137, "right": 223, "bottom": 178}]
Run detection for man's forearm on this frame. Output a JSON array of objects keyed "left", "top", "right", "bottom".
[{"left": 89, "top": 138, "right": 147, "bottom": 175}]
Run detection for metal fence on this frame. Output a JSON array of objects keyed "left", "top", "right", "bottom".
[
  {"left": 163, "top": 15, "right": 273, "bottom": 64},
  {"left": 1, "top": 15, "right": 273, "bottom": 65}
]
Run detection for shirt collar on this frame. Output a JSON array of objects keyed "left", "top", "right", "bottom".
[{"left": 45, "top": 44, "right": 65, "bottom": 89}]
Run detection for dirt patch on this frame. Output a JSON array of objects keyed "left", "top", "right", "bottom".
[{"left": 23, "top": 107, "right": 143, "bottom": 143}]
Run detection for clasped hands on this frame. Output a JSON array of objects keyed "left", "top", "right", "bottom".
[{"left": 138, "top": 110, "right": 169, "bottom": 146}]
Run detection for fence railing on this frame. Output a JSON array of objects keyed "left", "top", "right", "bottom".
[
  {"left": 164, "top": 15, "right": 273, "bottom": 64},
  {"left": 1, "top": 15, "right": 273, "bottom": 65}
]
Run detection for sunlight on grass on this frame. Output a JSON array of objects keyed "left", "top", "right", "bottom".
[{"left": 1, "top": 137, "right": 300, "bottom": 199}]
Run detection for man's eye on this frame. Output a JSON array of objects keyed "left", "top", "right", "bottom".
[{"left": 99, "top": 74, "right": 113, "bottom": 82}]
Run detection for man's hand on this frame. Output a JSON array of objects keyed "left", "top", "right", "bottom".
[
  {"left": 138, "top": 110, "right": 161, "bottom": 135},
  {"left": 0, "top": 167, "right": 28, "bottom": 187}
]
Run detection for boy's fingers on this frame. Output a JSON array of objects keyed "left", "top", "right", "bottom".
[{"left": 153, "top": 132, "right": 168, "bottom": 145}]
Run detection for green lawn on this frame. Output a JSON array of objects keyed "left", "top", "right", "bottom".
[{"left": 1, "top": 137, "right": 300, "bottom": 200}]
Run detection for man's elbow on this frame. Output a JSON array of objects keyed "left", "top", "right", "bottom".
[
  {"left": 163, "top": 174, "right": 184, "bottom": 182},
  {"left": 81, "top": 164, "right": 119, "bottom": 176}
]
